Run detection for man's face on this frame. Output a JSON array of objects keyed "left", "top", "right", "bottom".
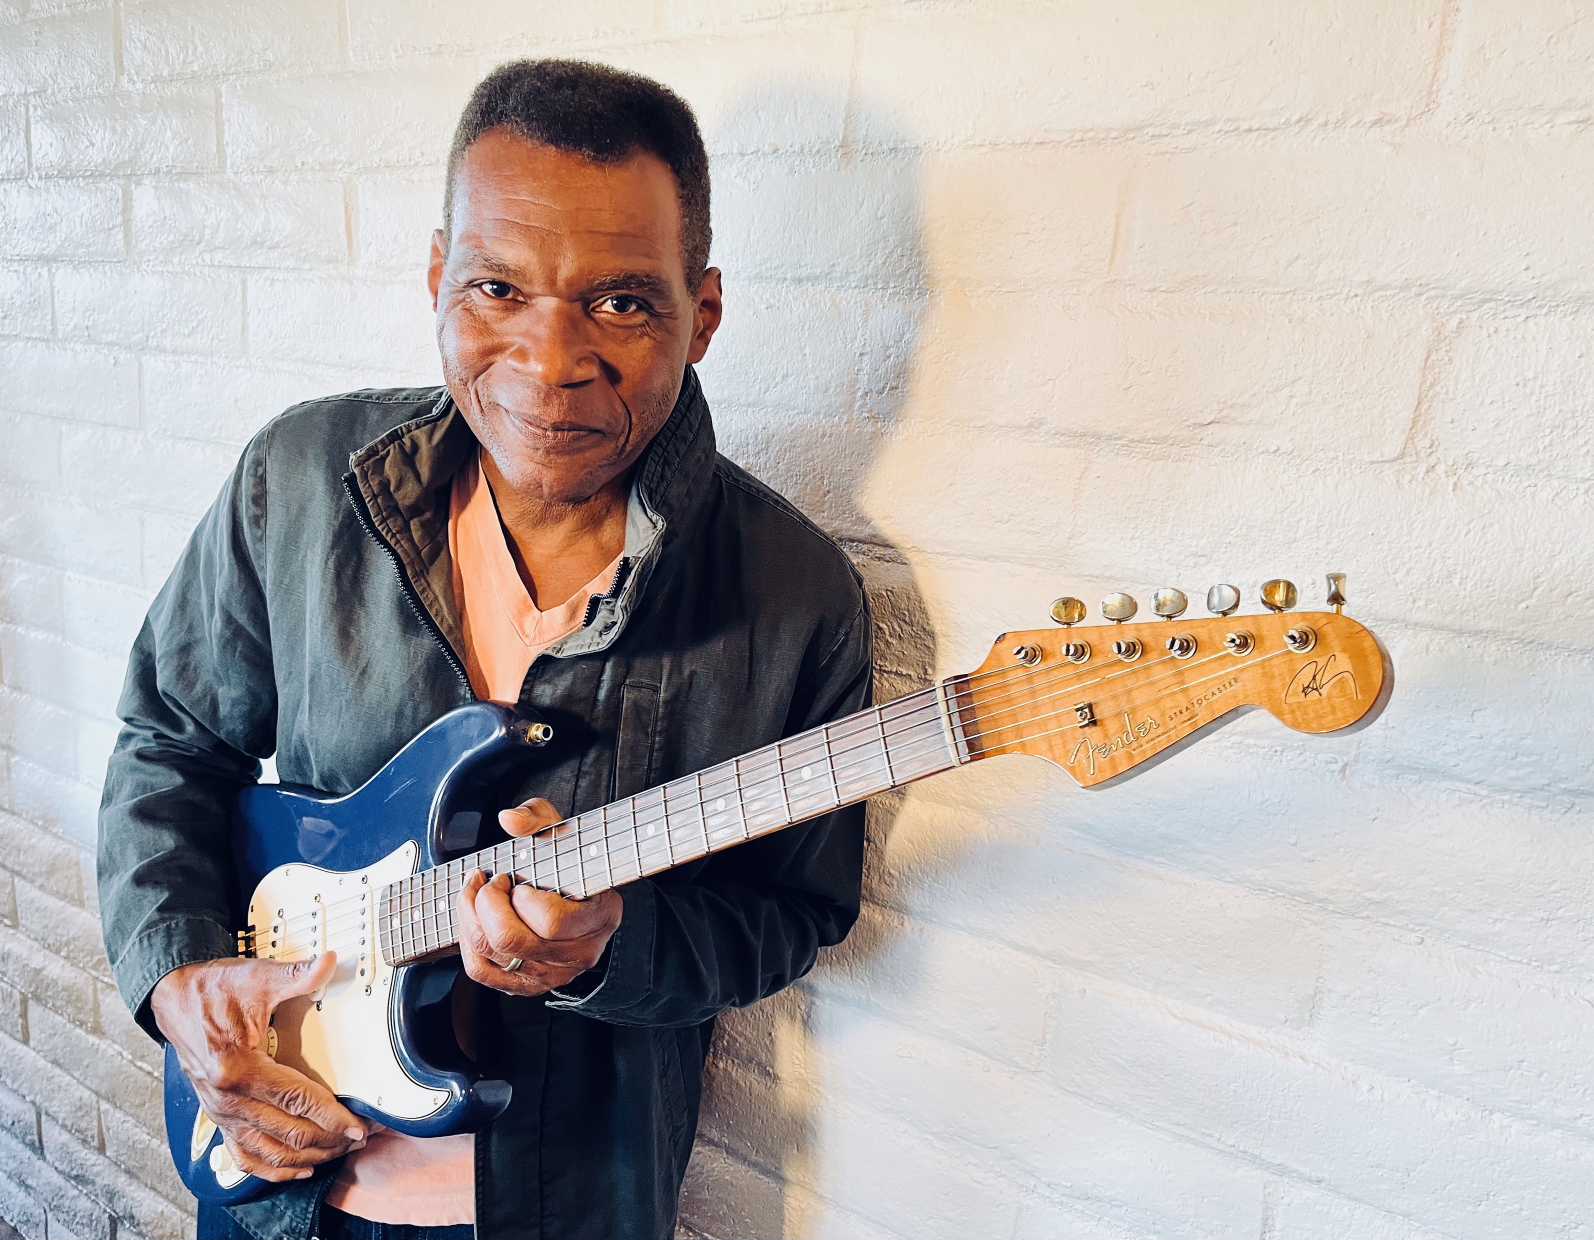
[{"left": 429, "top": 129, "right": 722, "bottom": 505}]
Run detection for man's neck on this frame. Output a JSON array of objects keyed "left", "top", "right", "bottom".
[{"left": 480, "top": 454, "right": 630, "bottom": 611}]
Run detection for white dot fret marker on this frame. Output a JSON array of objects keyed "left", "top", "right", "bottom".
[
  {"left": 587, "top": 845, "right": 598, "bottom": 858},
  {"left": 715, "top": 798, "right": 726, "bottom": 812},
  {"left": 647, "top": 824, "right": 656, "bottom": 836},
  {"left": 802, "top": 765, "right": 813, "bottom": 780}
]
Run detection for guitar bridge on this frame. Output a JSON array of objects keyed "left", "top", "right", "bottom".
[
  {"left": 235, "top": 926, "right": 256, "bottom": 958},
  {"left": 1073, "top": 703, "right": 1096, "bottom": 728}
]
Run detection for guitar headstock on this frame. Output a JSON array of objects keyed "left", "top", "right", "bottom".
[{"left": 946, "top": 580, "right": 1387, "bottom": 788}]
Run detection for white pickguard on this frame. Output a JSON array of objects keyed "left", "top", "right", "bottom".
[{"left": 246, "top": 841, "right": 449, "bottom": 1122}]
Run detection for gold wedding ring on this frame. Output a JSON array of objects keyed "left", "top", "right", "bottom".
[{"left": 503, "top": 957, "right": 523, "bottom": 973}]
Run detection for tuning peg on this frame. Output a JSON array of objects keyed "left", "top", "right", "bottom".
[
  {"left": 1260, "top": 579, "right": 1298, "bottom": 613},
  {"left": 1151, "top": 588, "right": 1188, "bottom": 620},
  {"left": 1101, "top": 593, "right": 1137, "bottom": 623},
  {"left": 1206, "top": 584, "right": 1240, "bottom": 616},
  {"left": 1049, "top": 597, "right": 1086, "bottom": 627},
  {"left": 1326, "top": 573, "right": 1346, "bottom": 614}
]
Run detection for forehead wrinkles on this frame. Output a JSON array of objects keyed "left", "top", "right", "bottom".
[{"left": 450, "top": 133, "right": 684, "bottom": 268}]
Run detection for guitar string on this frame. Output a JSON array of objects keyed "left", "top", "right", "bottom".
[
  {"left": 266, "top": 687, "right": 949, "bottom": 939},
  {"left": 265, "top": 716, "right": 958, "bottom": 962},
  {"left": 280, "top": 712, "right": 958, "bottom": 947},
  {"left": 281, "top": 645, "right": 1297, "bottom": 962},
  {"left": 262, "top": 623, "right": 1268, "bottom": 940},
  {"left": 270, "top": 645, "right": 1291, "bottom": 966},
  {"left": 266, "top": 705, "right": 955, "bottom": 944},
  {"left": 270, "top": 636, "right": 1278, "bottom": 945}
]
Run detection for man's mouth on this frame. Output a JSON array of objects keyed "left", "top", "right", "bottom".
[{"left": 491, "top": 404, "right": 609, "bottom": 451}]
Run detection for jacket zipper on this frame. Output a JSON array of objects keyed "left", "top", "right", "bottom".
[{"left": 341, "top": 472, "right": 475, "bottom": 697}]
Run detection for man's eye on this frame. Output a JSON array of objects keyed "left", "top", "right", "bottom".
[
  {"left": 598, "top": 295, "right": 645, "bottom": 315},
  {"left": 479, "top": 281, "right": 515, "bottom": 300}
]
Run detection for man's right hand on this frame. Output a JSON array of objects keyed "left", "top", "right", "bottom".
[{"left": 151, "top": 955, "right": 367, "bottom": 1182}]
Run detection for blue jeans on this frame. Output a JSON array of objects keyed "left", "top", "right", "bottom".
[{"left": 196, "top": 1201, "right": 474, "bottom": 1240}]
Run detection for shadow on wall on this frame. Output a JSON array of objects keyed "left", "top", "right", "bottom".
[{"left": 679, "top": 85, "right": 932, "bottom": 1239}]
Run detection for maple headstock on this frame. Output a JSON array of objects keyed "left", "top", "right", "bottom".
[{"left": 946, "top": 607, "right": 1388, "bottom": 787}]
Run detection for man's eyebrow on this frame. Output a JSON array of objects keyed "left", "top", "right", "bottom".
[
  {"left": 585, "top": 271, "right": 673, "bottom": 301},
  {"left": 454, "top": 250, "right": 524, "bottom": 280}
]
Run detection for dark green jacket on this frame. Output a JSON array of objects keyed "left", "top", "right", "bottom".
[{"left": 97, "top": 370, "right": 870, "bottom": 1240}]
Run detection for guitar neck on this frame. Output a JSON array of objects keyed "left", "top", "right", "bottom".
[{"left": 379, "top": 686, "right": 962, "bottom": 968}]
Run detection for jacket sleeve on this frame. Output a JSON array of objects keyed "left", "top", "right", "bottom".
[
  {"left": 98, "top": 432, "right": 278, "bottom": 1041},
  {"left": 547, "top": 600, "right": 872, "bottom": 1029}
]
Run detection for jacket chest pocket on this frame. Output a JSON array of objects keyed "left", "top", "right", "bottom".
[{"left": 611, "top": 679, "right": 661, "bottom": 801}]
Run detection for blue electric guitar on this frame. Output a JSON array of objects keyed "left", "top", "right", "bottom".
[{"left": 167, "top": 579, "right": 1389, "bottom": 1202}]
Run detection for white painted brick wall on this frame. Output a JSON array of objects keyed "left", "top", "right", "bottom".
[{"left": 1, "top": 2, "right": 1591, "bottom": 1238}]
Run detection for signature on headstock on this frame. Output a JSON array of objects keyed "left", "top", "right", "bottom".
[{"left": 1287, "top": 653, "right": 1359, "bottom": 703}]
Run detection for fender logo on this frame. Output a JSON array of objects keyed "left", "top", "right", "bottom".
[
  {"left": 1068, "top": 711, "right": 1159, "bottom": 776},
  {"left": 1288, "top": 654, "right": 1358, "bottom": 702}
]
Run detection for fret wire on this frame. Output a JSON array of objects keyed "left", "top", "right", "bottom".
[
  {"left": 415, "top": 873, "right": 424, "bottom": 953},
  {"left": 420, "top": 868, "right": 430, "bottom": 955},
  {"left": 600, "top": 802, "right": 617, "bottom": 888},
  {"left": 418, "top": 870, "right": 427, "bottom": 955},
  {"left": 695, "top": 771, "right": 709, "bottom": 858},
  {"left": 822, "top": 721, "right": 840, "bottom": 814},
  {"left": 776, "top": 738, "right": 792, "bottom": 826},
  {"left": 661, "top": 782, "right": 675, "bottom": 868},
  {"left": 734, "top": 756, "right": 749, "bottom": 842},
  {"left": 628, "top": 794, "right": 643, "bottom": 885}
]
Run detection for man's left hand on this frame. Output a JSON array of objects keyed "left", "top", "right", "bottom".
[{"left": 457, "top": 797, "right": 623, "bottom": 996}]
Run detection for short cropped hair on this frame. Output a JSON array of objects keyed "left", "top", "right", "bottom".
[{"left": 446, "top": 59, "right": 712, "bottom": 286}]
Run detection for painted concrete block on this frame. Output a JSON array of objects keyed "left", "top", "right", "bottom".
[
  {"left": 131, "top": 177, "right": 348, "bottom": 266},
  {"left": 0, "top": 184, "right": 122, "bottom": 261},
  {"left": 30, "top": 89, "right": 217, "bottom": 176},
  {"left": 121, "top": 0, "right": 340, "bottom": 82},
  {"left": 54, "top": 266, "right": 242, "bottom": 354}
]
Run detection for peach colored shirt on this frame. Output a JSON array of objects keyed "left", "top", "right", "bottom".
[{"left": 327, "top": 449, "right": 620, "bottom": 1226}]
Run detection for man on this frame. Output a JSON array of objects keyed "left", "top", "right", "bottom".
[{"left": 99, "top": 60, "right": 869, "bottom": 1240}]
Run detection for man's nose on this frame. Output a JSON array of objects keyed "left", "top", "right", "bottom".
[{"left": 503, "top": 301, "right": 603, "bottom": 387}]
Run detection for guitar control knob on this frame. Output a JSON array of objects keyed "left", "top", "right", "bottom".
[
  {"left": 1151, "top": 588, "right": 1188, "bottom": 620},
  {"left": 1260, "top": 579, "right": 1298, "bottom": 612},
  {"left": 1102, "top": 593, "right": 1137, "bottom": 623},
  {"left": 1050, "top": 597, "right": 1086, "bottom": 626},
  {"left": 1206, "top": 584, "right": 1241, "bottom": 616}
]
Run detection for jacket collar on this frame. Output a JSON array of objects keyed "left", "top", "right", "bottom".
[{"left": 344, "top": 368, "right": 717, "bottom": 666}]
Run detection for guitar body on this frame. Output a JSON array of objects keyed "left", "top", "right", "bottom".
[{"left": 165, "top": 701, "right": 548, "bottom": 1204}]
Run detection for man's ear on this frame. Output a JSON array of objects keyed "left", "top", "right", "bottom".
[
  {"left": 428, "top": 229, "right": 447, "bottom": 311},
  {"left": 686, "top": 268, "right": 723, "bottom": 365}
]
